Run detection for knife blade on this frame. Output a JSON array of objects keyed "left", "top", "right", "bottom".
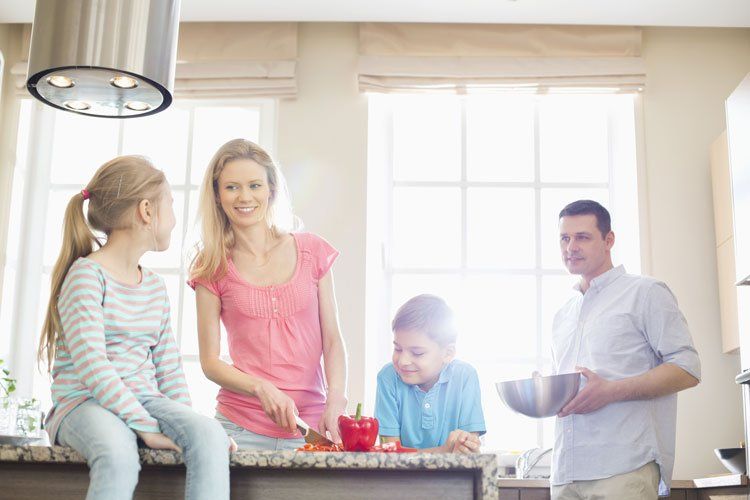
[{"left": 295, "top": 415, "right": 336, "bottom": 447}]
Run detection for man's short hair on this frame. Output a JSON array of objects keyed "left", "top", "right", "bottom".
[
  {"left": 391, "top": 294, "right": 458, "bottom": 346},
  {"left": 558, "top": 199, "right": 612, "bottom": 238}
]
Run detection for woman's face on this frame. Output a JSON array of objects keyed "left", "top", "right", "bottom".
[{"left": 217, "top": 159, "right": 272, "bottom": 230}]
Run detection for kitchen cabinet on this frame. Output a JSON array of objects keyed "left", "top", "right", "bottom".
[{"left": 711, "top": 130, "right": 741, "bottom": 353}]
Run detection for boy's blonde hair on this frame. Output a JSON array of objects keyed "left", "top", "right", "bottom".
[
  {"left": 39, "top": 156, "right": 167, "bottom": 369},
  {"left": 391, "top": 294, "right": 458, "bottom": 346},
  {"left": 189, "top": 138, "right": 296, "bottom": 283}
]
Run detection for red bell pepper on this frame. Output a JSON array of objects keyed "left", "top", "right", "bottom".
[{"left": 337, "top": 403, "right": 379, "bottom": 452}]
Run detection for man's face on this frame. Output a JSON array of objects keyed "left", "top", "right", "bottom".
[{"left": 559, "top": 214, "right": 614, "bottom": 280}]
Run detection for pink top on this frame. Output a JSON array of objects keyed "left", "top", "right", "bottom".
[{"left": 188, "top": 232, "right": 338, "bottom": 438}]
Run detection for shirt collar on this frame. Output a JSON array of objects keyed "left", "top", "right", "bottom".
[{"left": 574, "top": 265, "right": 626, "bottom": 293}]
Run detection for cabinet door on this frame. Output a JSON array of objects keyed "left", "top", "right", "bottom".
[
  {"left": 717, "top": 236, "right": 740, "bottom": 353},
  {"left": 712, "top": 131, "right": 733, "bottom": 246}
]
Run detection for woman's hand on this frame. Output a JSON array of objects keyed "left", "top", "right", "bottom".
[
  {"left": 318, "top": 395, "right": 348, "bottom": 443},
  {"left": 441, "top": 430, "right": 480, "bottom": 454},
  {"left": 255, "top": 379, "right": 298, "bottom": 433},
  {"left": 137, "top": 431, "right": 182, "bottom": 453}
]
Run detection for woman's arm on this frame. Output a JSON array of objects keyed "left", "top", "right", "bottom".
[
  {"left": 317, "top": 271, "right": 348, "bottom": 442},
  {"left": 195, "top": 285, "right": 298, "bottom": 433}
]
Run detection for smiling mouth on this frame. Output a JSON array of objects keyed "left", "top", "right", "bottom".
[{"left": 235, "top": 207, "right": 257, "bottom": 214}]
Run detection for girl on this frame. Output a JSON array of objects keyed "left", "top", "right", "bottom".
[
  {"left": 40, "top": 156, "right": 232, "bottom": 500},
  {"left": 189, "top": 138, "right": 348, "bottom": 450}
]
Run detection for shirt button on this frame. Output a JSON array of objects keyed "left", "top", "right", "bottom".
[
  {"left": 424, "top": 403, "right": 431, "bottom": 409},
  {"left": 272, "top": 297, "right": 277, "bottom": 301}
]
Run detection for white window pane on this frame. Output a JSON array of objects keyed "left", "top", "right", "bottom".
[
  {"left": 182, "top": 361, "right": 219, "bottom": 417},
  {"left": 459, "top": 275, "right": 537, "bottom": 360},
  {"left": 390, "top": 274, "right": 463, "bottom": 318},
  {"left": 121, "top": 107, "right": 190, "bottom": 186},
  {"left": 540, "top": 188, "right": 609, "bottom": 269},
  {"left": 539, "top": 95, "right": 609, "bottom": 183},
  {"left": 140, "top": 191, "right": 185, "bottom": 269},
  {"left": 392, "top": 187, "right": 461, "bottom": 268},
  {"left": 33, "top": 273, "right": 53, "bottom": 413},
  {"left": 392, "top": 96, "right": 461, "bottom": 182},
  {"left": 191, "top": 107, "right": 261, "bottom": 185},
  {"left": 43, "top": 190, "right": 76, "bottom": 267},
  {"left": 5, "top": 166, "right": 25, "bottom": 265},
  {"left": 15, "top": 100, "right": 33, "bottom": 172},
  {"left": 185, "top": 188, "right": 202, "bottom": 264},
  {"left": 467, "top": 96, "right": 534, "bottom": 182},
  {"left": 50, "top": 112, "right": 119, "bottom": 184},
  {"left": 180, "top": 289, "right": 229, "bottom": 358},
  {"left": 0, "top": 268, "right": 16, "bottom": 358},
  {"left": 540, "top": 275, "right": 579, "bottom": 359},
  {"left": 467, "top": 188, "right": 535, "bottom": 268},
  {"left": 477, "top": 362, "right": 539, "bottom": 452}
]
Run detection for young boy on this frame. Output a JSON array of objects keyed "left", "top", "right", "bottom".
[{"left": 374, "top": 294, "right": 486, "bottom": 453}]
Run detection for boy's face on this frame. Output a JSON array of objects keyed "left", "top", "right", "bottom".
[{"left": 392, "top": 328, "right": 455, "bottom": 392}]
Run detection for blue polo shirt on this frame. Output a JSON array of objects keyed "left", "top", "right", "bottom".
[{"left": 374, "top": 359, "right": 486, "bottom": 449}]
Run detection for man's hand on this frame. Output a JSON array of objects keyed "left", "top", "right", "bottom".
[{"left": 558, "top": 367, "right": 619, "bottom": 417}]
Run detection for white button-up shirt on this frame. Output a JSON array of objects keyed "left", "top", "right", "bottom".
[{"left": 551, "top": 265, "right": 701, "bottom": 496}]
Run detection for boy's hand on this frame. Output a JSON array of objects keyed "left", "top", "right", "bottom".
[{"left": 442, "top": 430, "right": 480, "bottom": 454}]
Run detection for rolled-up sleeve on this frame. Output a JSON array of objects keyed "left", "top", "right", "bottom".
[{"left": 643, "top": 282, "right": 701, "bottom": 380}]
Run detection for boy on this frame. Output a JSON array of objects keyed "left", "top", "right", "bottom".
[{"left": 375, "top": 294, "right": 486, "bottom": 453}]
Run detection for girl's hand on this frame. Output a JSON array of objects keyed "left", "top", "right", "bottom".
[
  {"left": 137, "top": 431, "right": 182, "bottom": 453},
  {"left": 255, "top": 380, "right": 298, "bottom": 433},
  {"left": 229, "top": 437, "right": 238, "bottom": 453},
  {"left": 442, "top": 430, "right": 480, "bottom": 454},
  {"left": 318, "top": 395, "right": 348, "bottom": 443}
]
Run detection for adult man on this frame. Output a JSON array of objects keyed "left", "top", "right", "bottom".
[{"left": 550, "top": 200, "right": 700, "bottom": 499}]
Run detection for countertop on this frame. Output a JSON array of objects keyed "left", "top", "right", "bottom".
[{"left": 0, "top": 445, "right": 499, "bottom": 498}]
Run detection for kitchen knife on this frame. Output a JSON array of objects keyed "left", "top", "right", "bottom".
[{"left": 295, "top": 415, "right": 336, "bottom": 447}]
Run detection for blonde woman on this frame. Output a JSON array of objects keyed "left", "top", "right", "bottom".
[
  {"left": 40, "top": 156, "right": 231, "bottom": 500},
  {"left": 189, "top": 138, "right": 348, "bottom": 450}
]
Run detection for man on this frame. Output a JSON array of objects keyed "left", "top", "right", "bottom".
[{"left": 550, "top": 200, "right": 700, "bottom": 499}]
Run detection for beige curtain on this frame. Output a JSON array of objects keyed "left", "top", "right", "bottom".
[
  {"left": 12, "top": 22, "right": 299, "bottom": 99},
  {"left": 358, "top": 23, "right": 645, "bottom": 94}
]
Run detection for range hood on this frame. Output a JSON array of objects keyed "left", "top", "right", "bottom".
[{"left": 26, "top": 0, "right": 181, "bottom": 118}]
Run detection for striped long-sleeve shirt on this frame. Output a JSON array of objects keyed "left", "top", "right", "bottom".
[{"left": 45, "top": 257, "right": 191, "bottom": 444}]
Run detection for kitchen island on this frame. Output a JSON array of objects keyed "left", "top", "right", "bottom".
[{"left": 0, "top": 444, "right": 498, "bottom": 500}]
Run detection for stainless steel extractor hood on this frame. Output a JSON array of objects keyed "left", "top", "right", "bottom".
[{"left": 26, "top": 0, "right": 181, "bottom": 118}]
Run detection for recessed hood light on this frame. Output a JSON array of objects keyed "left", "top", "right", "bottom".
[{"left": 26, "top": 0, "right": 181, "bottom": 119}]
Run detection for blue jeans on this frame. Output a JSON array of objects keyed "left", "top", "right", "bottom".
[
  {"left": 57, "top": 397, "right": 230, "bottom": 500},
  {"left": 216, "top": 411, "right": 304, "bottom": 451}
]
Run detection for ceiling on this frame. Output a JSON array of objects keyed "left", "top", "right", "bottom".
[{"left": 1, "top": 0, "right": 749, "bottom": 27}]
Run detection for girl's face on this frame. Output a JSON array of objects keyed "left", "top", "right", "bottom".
[
  {"left": 392, "top": 328, "right": 455, "bottom": 392},
  {"left": 153, "top": 183, "right": 176, "bottom": 251},
  {"left": 217, "top": 159, "right": 272, "bottom": 229}
]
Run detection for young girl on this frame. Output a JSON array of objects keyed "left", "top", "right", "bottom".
[
  {"left": 40, "top": 156, "right": 231, "bottom": 500},
  {"left": 189, "top": 138, "right": 348, "bottom": 450}
]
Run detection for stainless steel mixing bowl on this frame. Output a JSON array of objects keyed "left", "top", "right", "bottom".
[{"left": 496, "top": 372, "right": 581, "bottom": 418}]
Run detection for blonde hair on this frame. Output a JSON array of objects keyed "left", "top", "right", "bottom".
[
  {"left": 392, "top": 294, "right": 458, "bottom": 346},
  {"left": 190, "top": 138, "right": 296, "bottom": 283},
  {"left": 39, "top": 156, "right": 167, "bottom": 369}
]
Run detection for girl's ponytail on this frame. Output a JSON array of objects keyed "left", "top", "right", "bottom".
[{"left": 39, "top": 190, "right": 100, "bottom": 370}]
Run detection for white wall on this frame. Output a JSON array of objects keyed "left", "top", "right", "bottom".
[
  {"left": 642, "top": 27, "right": 750, "bottom": 478},
  {"left": 0, "top": 21, "right": 748, "bottom": 479},
  {"left": 276, "top": 23, "right": 369, "bottom": 412}
]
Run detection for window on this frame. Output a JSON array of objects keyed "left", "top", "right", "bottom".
[
  {"left": 1, "top": 98, "right": 276, "bottom": 417},
  {"left": 366, "top": 92, "right": 642, "bottom": 452}
]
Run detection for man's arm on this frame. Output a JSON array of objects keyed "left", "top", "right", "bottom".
[{"left": 558, "top": 364, "right": 698, "bottom": 417}]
